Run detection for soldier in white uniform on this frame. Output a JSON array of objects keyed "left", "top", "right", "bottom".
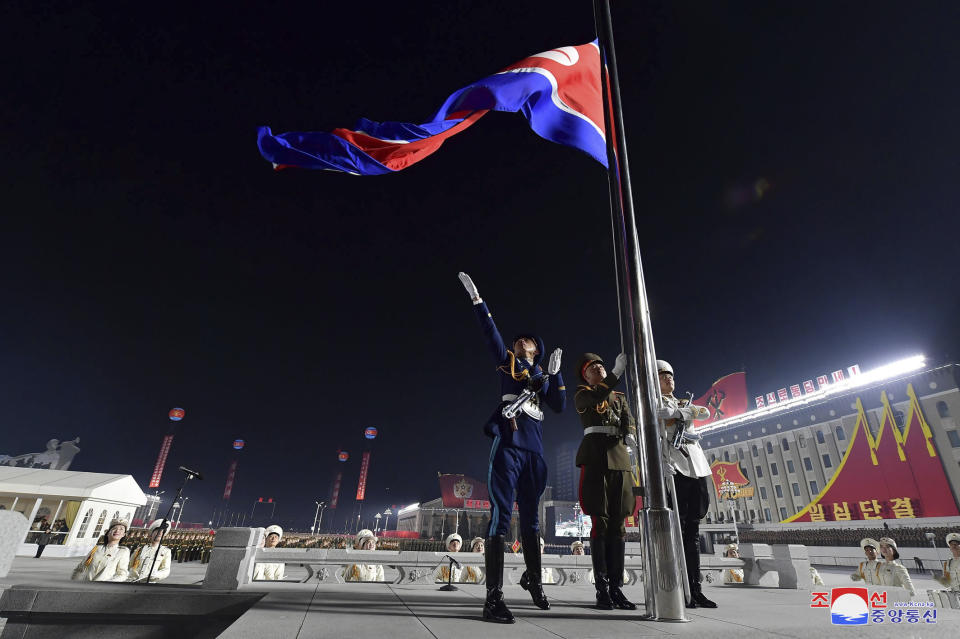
[
  {"left": 723, "top": 543, "right": 744, "bottom": 584},
  {"left": 850, "top": 537, "right": 880, "bottom": 584},
  {"left": 935, "top": 531, "right": 960, "bottom": 591},
  {"left": 876, "top": 537, "right": 916, "bottom": 597},
  {"left": 253, "top": 524, "right": 285, "bottom": 581},
  {"left": 435, "top": 533, "right": 464, "bottom": 583},
  {"left": 71, "top": 518, "right": 131, "bottom": 582},
  {"left": 533, "top": 537, "right": 556, "bottom": 584},
  {"left": 571, "top": 540, "right": 585, "bottom": 555},
  {"left": 128, "top": 519, "right": 172, "bottom": 582},
  {"left": 346, "top": 529, "right": 385, "bottom": 582},
  {"left": 460, "top": 537, "right": 484, "bottom": 583},
  {"left": 657, "top": 360, "right": 716, "bottom": 608}
]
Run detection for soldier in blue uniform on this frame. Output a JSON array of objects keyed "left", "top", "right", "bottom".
[{"left": 459, "top": 272, "right": 565, "bottom": 624}]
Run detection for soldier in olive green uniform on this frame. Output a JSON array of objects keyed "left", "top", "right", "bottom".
[{"left": 574, "top": 352, "right": 637, "bottom": 611}]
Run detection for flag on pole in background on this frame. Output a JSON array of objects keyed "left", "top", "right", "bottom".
[
  {"left": 693, "top": 372, "right": 748, "bottom": 427},
  {"left": 257, "top": 41, "right": 606, "bottom": 174}
]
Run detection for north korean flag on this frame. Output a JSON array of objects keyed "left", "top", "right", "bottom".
[{"left": 257, "top": 41, "right": 606, "bottom": 175}]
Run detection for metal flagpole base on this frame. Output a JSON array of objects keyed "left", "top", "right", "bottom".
[
  {"left": 439, "top": 584, "right": 458, "bottom": 591},
  {"left": 643, "top": 507, "right": 689, "bottom": 622}
]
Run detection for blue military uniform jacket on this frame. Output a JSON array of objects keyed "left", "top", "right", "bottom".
[{"left": 473, "top": 301, "right": 565, "bottom": 454}]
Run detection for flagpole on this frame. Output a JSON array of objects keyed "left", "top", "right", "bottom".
[{"left": 593, "top": 0, "right": 687, "bottom": 621}]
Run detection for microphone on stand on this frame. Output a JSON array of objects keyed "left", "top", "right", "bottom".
[{"left": 179, "top": 466, "right": 204, "bottom": 480}]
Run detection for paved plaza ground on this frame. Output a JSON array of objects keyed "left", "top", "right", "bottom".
[{"left": 2, "top": 557, "right": 958, "bottom": 638}]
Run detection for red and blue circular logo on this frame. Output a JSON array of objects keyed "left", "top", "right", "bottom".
[
  {"left": 364, "top": 427, "right": 378, "bottom": 440},
  {"left": 169, "top": 408, "right": 185, "bottom": 421},
  {"left": 232, "top": 439, "right": 245, "bottom": 450},
  {"left": 338, "top": 451, "right": 349, "bottom": 462}
]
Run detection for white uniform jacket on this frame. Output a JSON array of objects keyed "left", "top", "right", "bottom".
[
  {"left": 936, "top": 557, "right": 960, "bottom": 591},
  {"left": 128, "top": 544, "right": 172, "bottom": 582},
  {"left": 810, "top": 566, "right": 825, "bottom": 586},
  {"left": 71, "top": 545, "right": 131, "bottom": 582},
  {"left": 345, "top": 563, "right": 385, "bottom": 582},
  {"left": 659, "top": 394, "right": 711, "bottom": 478},
  {"left": 253, "top": 562, "right": 285, "bottom": 580},
  {"left": 876, "top": 560, "right": 916, "bottom": 596},
  {"left": 851, "top": 559, "right": 880, "bottom": 584},
  {"left": 724, "top": 568, "right": 744, "bottom": 584},
  {"left": 433, "top": 563, "right": 483, "bottom": 583}
]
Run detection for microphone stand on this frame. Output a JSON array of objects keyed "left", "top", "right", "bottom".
[
  {"left": 439, "top": 554, "right": 462, "bottom": 591},
  {"left": 145, "top": 468, "right": 199, "bottom": 584}
]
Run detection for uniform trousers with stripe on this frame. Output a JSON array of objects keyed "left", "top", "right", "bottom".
[{"left": 487, "top": 438, "right": 547, "bottom": 537}]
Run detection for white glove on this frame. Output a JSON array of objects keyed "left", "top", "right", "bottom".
[
  {"left": 850, "top": 572, "right": 862, "bottom": 581},
  {"left": 663, "top": 460, "right": 676, "bottom": 475},
  {"left": 458, "top": 272, "right": 480, "bottom": 302},
  {"left": 547, "top": 348, "right": 562, "bottom": 375},
  {"left": 611, "top": 353, "right": 627, "bottom": 378},
  {"left": 625, "top": 434, "right": 637, "bottom": 448}
]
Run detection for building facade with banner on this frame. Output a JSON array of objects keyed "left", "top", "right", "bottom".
[{"left": 699, "top": 362, "right": 960, "bottom": 526}]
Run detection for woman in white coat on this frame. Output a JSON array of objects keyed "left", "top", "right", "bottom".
[
  {"left": 346, "top": 529, "right": 385, "bottom": 582},
  {"left": 253, "top": 524, "right": 285, "bottom": 580},
  {"left": 71, "top": 518, "right": 131, "bottom": 582},
  {"left": 935, "top": 531, "right": 960, "bottom": 591},
  {"left": 128, "top": 519, "right": 172, "bottom": 582},
  {"left": 875, "top": 537, "right": 916, "bottom": 597}
]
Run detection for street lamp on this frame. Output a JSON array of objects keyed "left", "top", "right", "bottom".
[
  {"left": 572, "top": 502, "right": 583, "bottom": 541},
  {"left": 312, "top": 501, "right": 326, "bottom": 534},
  {"left": 374, "top": 513, "right": 382, "bottom": 534},
  {"left": 383, "top": 508, "right": 392, "bottom": 532},
  {"left": 174, "top": 497, "right": 190, "bottom": 529}
]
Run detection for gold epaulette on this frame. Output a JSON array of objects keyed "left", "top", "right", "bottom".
[{"left": 83, "top": 547, "right": 97, "bottom": 568}]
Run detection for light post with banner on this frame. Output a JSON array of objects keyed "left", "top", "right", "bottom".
[
  {"left": 382, "top": 508, "right": 392, "bottom": 532},
  {"left": 374, "top": 513, "right": 382, "bottom": 533},
  {"left": 720, "top": 479, "right": 740, "bottom": 545}
]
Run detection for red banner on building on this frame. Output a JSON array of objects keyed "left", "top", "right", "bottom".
[
  {"left": 355, "top": 451, "right": 371, "bottom": 501},
  {"left": 330, "top": 471, "right": 342, "bottom": 508},
  {"left": 439, "top": 473, "right": 491, "bottom": 507},
  {"left": 694, "top": 372, "right": 748, "bottom": 427},
  {"left": 148, "top": 434, "right": 174, "bottom": 488},
  {"left": 222, "top": 460, "right": 238, "bottom": 500},
  {"left": 710, "top": 461, "right": 754, "bottom": 499},
  {"left": 785, "top": 383, "right": 959, "bottom": 522}
]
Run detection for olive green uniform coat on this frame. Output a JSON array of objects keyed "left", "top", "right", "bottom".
[{"left": 574, "top": 371, "right": 637, "bottom": 538}]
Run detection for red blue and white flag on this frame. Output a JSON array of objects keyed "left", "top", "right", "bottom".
[{"left": 257, "top": 41, "right": 606, "bottom": 175}]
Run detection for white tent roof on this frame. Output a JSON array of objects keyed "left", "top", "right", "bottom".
[{"left": 0, "top": 467, "right": 146, "bottom": 506}]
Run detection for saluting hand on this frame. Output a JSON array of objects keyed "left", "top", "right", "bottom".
[
  {"left": 458, "top": 272, "right": 480, "bottom": 301},
  {"left": 547, "top": 348, "right": 562, "bottom": 375}
]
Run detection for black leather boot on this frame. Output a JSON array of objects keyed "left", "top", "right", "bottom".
[
  {"left": 691, "top": 581, "right": 717, "bottom": 609},
  {"left": 591, "top": 537, "right": 614, "bottom": 610},
  {"left": 519, "top": 532, "right": 550, "bottom": 609},
  {"left": 483, "top": 536, "right": 515, "bottom": 623},
  {"left": 606, "top": 537, "right": 636, "bottom": 610}
]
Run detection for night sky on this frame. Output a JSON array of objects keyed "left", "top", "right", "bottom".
[{"left": 2, "top": 1, "right": 957, "bottom": 532}]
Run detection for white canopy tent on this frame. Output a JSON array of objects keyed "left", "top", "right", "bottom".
[{"left": 0, "top": 467, "right": 146, "bottom": 557}]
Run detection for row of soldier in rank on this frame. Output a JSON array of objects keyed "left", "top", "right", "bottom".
[
  {"left": 124, "top": 527, "right": 213, "bottom": 563},
  {"left": 852, "top": 533, "right": 960, "bottom": 594},
  {"left": 71, "top": 519, "right": 174, "bottom": 582}
]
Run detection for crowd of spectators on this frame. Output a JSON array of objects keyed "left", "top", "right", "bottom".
[{"left": 740, "top": 526, "right": 957, "bottom": 548}]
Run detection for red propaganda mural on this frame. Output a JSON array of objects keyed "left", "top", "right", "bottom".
[
  {"left": 694, "top": 372, "right": 748, "bottom": 427},
  {"left": 438, "top": 474, "right": 490, "bottom": 507},
  {"left": 785, "top": 383, "right": 959, "bottom": 522}
]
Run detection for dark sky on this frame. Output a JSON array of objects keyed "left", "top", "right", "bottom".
[{"left": 2, "top": 1, "right": 957, "bottom": 533}]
